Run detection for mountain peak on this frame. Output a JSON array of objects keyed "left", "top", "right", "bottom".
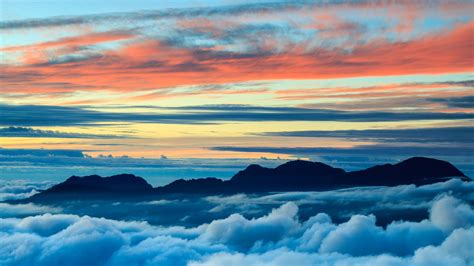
[
  {"left": 46, "top": 173, "right": 153, "bottom": 195},
  {"left": 229, "top": 159, "right": 346, "bottom": 192},
  {"left": 275, "top": 160, "right": 345, "bottom": 175},
  {"left": 245, "top": 164, "right": 265, "bottom": 170},
  {"left": 344, "top": 157, "right": 468, "bottom": 186},
  {"left": 395, "top": 157, "right": 467, "bottom": 177}
]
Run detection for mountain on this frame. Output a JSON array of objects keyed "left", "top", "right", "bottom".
[
  {"left": 154, "top": 177, "right": 226, "bottom": 194},
  {"left": 159, "top": 157, "right": 469, "bottom": 193},
  {"left": 343, "top": 157, "right": 469, "bottom": 186},
  {"left": 25, "top": 157, "right": 470, "bottom": 201},
  {"left": 30, "top": 174, "right": 154, "bottom": 201},
  {"left": 228, "top": 160, "right": 346, "bottom": 192}
]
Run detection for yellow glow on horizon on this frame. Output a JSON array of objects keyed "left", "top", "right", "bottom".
[{"left": 1, "top": 119, "right": 472, "bottom": 158}]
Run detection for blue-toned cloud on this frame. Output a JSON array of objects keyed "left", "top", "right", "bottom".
[
  {"left": 191, "top": 228, "right": 474, "bottom": 265},
  {"left": 0, "top": 180, "right": 53, "bottom": 201},
  {"left": 0, "top": 195, "right": 473, "bottom": 266},
  {"left": 430, "top": 95, "right": 474, "bottom": 109},
  {"left": 262, "top": 126, "right": 474, "bottom": 144},
  {"left": 0, "top": 2, "right": 307, "bottom": 30},
  {"left": 1, "top": 104, "right": 472, "bottom": 127},
  {"left": 430, "top": 196, "right": 474, "bottom": 233},
  {"left": 206, "top": 179, "right": 474, "bottom": 209},
  {"left": 211, "top": 145, "right": 474, "bottom": 157},
  {"left": 0, "top": 126, "right": 131, "bottom": 139},
  {"left": 0, "top": 148, "right": 85, "bottom": 158},
  {"left": 204, "top": 179, "right": 474, "bottom": 225},
  {"left": 0, "top": 203, "right": 60, "bottom": 218},
  {"left": 2, "top": 178, "right": 471, "bottom": 231},
  {"left": 199, "top": 202, "right": 300, "bottom": 252}
]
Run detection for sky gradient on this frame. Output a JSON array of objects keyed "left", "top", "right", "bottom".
[{"left": 0, "top": 0, "right": 473, "bottom": 181}]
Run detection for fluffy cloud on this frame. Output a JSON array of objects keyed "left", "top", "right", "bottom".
[
  {"left": 0, "top": 181, "right": 53, "bottom": 201},
  {"left": 204, "top": 179, "right": 474, "bottom": 221},
  {"left": 199, "top": 202, "right": 299, "bottom": 251},
  {"left": 0, "top": 195, "right": 472, "bottom": 266},
  {"left": 430, "top": 195, "right": 474, "bottom": 232}
]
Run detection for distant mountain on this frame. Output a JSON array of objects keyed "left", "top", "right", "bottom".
[
  {"left": 25, "top": 157, "right": 470, "bottom": 201},
  {"left": 343, "top": 157, "right": 468, "bottom": 186},
  {"left": 228, "top": 160, "right": 346, "bottom": 192},
  {"left": 154, "top": 177, "right": 226, "bottom": 194},
  {"left": 159, "top": 157, "right": 469, "bottom": 193},
  {"left": 31, "top": 174, "right": 154, "bottom": 200}
]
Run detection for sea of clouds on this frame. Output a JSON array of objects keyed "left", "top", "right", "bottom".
[
  {"left": 0, "top": 179, "right": 473, "bottom": 265},
  {"left": 0, "top": 195, "right": 472, "bottom": 265}
]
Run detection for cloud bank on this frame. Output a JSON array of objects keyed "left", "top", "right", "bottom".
[
  {"left": 262, "top": 126, "right": 474, "bottom": 144},
  {"left": 0, "top": 180, "right": 53, "bottom": 201},
  {"left": 0, "top": 127, "right": 130, "bottom": 139},
  {"left": 1, "top": 104, "right": 472, "bottom": 127},
  {"left": 211, "top": 145, "right": 474, "bottom": 157},
  {"left": 0, "top": 195, "right": 473, "bottom": 266}
]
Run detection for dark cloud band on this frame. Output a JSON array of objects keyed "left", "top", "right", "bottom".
[
  {"left": 262, "top": 127, "right": 474, "bottom": 144},
  {"left": 1, "top": 104, "right": 472, "bottom": 127},
  {"left": 0, "top": 126, "right": 130, "bottom": 139},
  {"left": 211, "top": 145, "right": 474, "bottom": 157}
]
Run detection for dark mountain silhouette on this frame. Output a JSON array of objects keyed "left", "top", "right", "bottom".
[
  {"left": 25, "top": 157, "right": 470, "bottom": 201},
  {"left": 343, "top": 157, "right": 468, "bottom": 186},
  {"left": 31, "top": 174, "right": 154, "bottom": 200},
  {"left": 154, "top": 177, "right": 226, "bottom": 194},
  {"left": 228, "top": 160, "right": 346, "bottom": 192}
]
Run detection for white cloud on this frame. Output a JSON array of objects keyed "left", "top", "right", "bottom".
[
  {"left": 430, "top": 195, "right": 474, "bottom": 232},
  {"left": 0, "top": 195, "right": 472, "bottom": 266},
  {"left": 193, "top": 227, "right": 474, "bottom": 266},
  {"left": 199, "top": 202, "right": 299, "bottom": 251},
  {"left": 203, "top": 179, "right": 474, "bottom": 219}
]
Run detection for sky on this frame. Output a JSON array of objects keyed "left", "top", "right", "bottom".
[
  {"left": 0, "top": 0, "right": 473, "bottom": 182},
  {"left": 0, "top": 2, "right": 474, "bottom": 264}
]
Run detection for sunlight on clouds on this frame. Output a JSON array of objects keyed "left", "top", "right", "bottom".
[
  {"left": 0, "top": 1, "right": 472, "bottom": 175},
  {"left": 0, "top": 2, "right": 472, "bottom": 264},
  {"left": 1, "top": 118, "right": 471, "bottom": 159}
]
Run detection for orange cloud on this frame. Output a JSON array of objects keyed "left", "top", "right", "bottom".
[
  {"left": 1, "top": 21, "right": 472, "bottom": 96},
  {"left": 1, "top": 31, "right": 135, "bottom": 52},
  {"left": 2, "top": 31, "right": 135, "bottom": 65}
]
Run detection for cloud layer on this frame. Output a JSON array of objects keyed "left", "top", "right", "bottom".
[
  {"left": 263, "top": 126, "right": 474, "bottom": 144},
  {"left": 0, "top": 127, "right": 130, "bottom": 139},
  {"left": 2, "top": 104, "right": 472, "bottom": 127},
  {"left": 1, "top": 1, "right": 473, "bottom": 95},
  {"left": 0, "top": 195, "right": 473, "bottom": 266}
]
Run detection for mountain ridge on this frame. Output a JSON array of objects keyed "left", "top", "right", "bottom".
[{"left": 25, "top": 157, "right": 470, "bottom": 201}]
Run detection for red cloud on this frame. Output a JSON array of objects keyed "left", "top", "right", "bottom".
[
  {"left": 2, "top": 31, "right": 134, "bottom": 52},
  {"left": 1, "top": 21, "right": 472, "bottom": 95}
]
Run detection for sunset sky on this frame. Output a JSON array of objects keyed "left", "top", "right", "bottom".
[{"left": 0, "top": 0, "right": 473, "bottom": 182}]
